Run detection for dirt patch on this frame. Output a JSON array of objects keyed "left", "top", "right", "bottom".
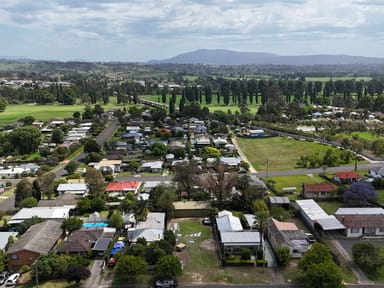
[
  {"left": 174, "top": 249, "right": 191, "bottom": 267},
  {"left": 200, "top": 238, "right": 215, "bottom": 251}
]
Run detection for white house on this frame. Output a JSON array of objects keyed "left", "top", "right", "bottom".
[{"left": 335, "top": 207, "right": 384, "bottom": 238}]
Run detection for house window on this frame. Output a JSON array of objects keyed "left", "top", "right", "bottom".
[
  {"left": 379, "top": 227, "right": 384, "bottom": 232},
  {"left": 364, "top": 227, "right": 375, "bottom": 234},
  {"left": 350, "top": 228, "right": 360, "bottom": 233},
  {"left": 11, "top": 254, "right": 18, "bottom": 260},
  {"left": 320, "top": 192, "right": 326, "bottom": 196}
]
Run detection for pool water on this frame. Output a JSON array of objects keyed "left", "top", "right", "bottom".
[{"left": 83, "top": 222, "right": 109, "bottom": 227}]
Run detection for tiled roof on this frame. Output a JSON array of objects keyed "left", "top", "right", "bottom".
[
  {"left": 335, "top": 214, "right": 384, "bottom": 228},
  {"left": 303, "top": 182, "right": 335, "bottom": 193},
  {"left": 58, "top": 229, "right": 103, "bottom": 253},
  {"left": 105, "top": 181, "right": 141, "bottom": 192},
  {"left": 271, "top": 218, "right": 299, "bottom": 231},
  {"left": 335, "top": 171, "right": 359, "bottom": 179},
  {"left": 7, "top": 221, "right": 63, "bottom": 255}
]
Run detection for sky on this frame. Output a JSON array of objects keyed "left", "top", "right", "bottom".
[{"left": 1, "top": 0, "right": 384, "bottom": 62}]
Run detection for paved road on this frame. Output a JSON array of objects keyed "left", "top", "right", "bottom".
[
  {"left": 55, "top": 118, "right": 120, "bottom": 178},
  {"left": 116, "top": 162, "right": 383, "bottom": 182}
]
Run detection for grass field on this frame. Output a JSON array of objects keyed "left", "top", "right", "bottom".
[
  {"left": 306, "top": 76, "right": 372, "bottom": 82},
  {"left": 265, "top": 174, "right": 327, "bottom": 194},
  {"left": 141, "top": 94, "right": 260, "bottom": 114},
  {"left": 0, "top": 97, "right": 126, "bottom": 125},
  {"left": 236, "top": 136, "right": 339, "bottom": 171}
]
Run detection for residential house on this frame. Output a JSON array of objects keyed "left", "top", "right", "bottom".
[
  {"left": 333, "top": 171, "right": 360, "bottom": 184},
  {"left": 301, "top": 182, "right": 336, "bottom": 199},
  {"left": 216, "top": 210, "right": 262, "bottom": 257},
  {"left": 105, "top": 181, "right": 142, "bottom": 198},
  {"left": 194, "top": 124, "right": 207, "bottom": 134},
  {"left": 92, "top": 227, "right": 116, "bottom": 256},
  {"left": 6, "top": 220, "right": 63, "bottom": 272},
  {"left": 8, "top": 206, "right": 74, "bottom": 226},
  {"left": 38, "top": 194, "right": 79, "bottom": 207},
  {"left": 216, "top": 210, "right": 243, "bottom": 232},
  {"left": 212, "top": 137, "right": 227, "bottom": 147},
  {"left": 57, "top": 183, "right": 89, "bottom": 197},
  {"left": 57, "top": 228, "right": 103, "bottom": 255},
  {"left": 0, "top": 232, "right": 18, "bottom": 251},
  {"left": 220, "top": 156, "right": 242, "bottom": 171},
  {"left": 143, "top": 181, "right": 172, "bottom": 193},
  {"left": 129, "top": 212, "right": 166, "bottom": 243},
  {"left": 121, "top": 131, "right": 143, "bottom": 140},
  {"left": 194, "top": 136, "right": 211, "bottom": 147},
  {"left": 141, "top": 161, "right": 163, "bottom": 173},
  {"left": 267, "top": 218, "right": 309, "bottom": 258},
  {"left": 335, "top": 207, "right": 384, "bottom": 238},
  {"left": 369, "top": 167, "right": 384, "bottom": 179},
  {"left": 91, "top": 159, "right": 122, "bottom": 175}
]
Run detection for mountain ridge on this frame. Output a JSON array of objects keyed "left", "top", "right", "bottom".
[{"left": 148, "top": 49, "right": 384, "bottom": 66}]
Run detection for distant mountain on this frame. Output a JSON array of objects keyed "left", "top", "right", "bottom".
[
  {"left": 0, "top": 55, "right": 31, "bottom": 61},
  {"left": 149, "top": 49, "right": 384, "bottom": 66}
]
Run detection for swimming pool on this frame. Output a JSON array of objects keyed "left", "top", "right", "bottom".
[{"left": 83, "top": 222, "right": 109, "bottom": 228}]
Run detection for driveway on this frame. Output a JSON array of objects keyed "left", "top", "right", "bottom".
[{"left": 330, "top": 239, "right": 375, "bottom": 285}]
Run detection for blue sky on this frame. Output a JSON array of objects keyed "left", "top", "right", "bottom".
[{"left": 1, "top": 0, "right": 384, "bottom": 61}]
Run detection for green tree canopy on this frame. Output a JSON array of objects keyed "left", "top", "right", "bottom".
[
  {"left": 63, "top": 217, "right": 83, "bottom": 233},
  {"left": 114, "top": 255, "right": 146, "bottom": 282},
  {"left": 9, "top": 126, "right": 41, "bottom": 154},
  {"left": 156, "top": 255, "right": 182, "bottom": 278}
]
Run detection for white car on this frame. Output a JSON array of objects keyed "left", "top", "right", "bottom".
[{"left": 5, "top": 273, "right": 20, "bottom": 287}]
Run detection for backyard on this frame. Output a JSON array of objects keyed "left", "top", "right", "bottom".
[{"left": 172, "top": 219, "right": 273, "bottom": 285}]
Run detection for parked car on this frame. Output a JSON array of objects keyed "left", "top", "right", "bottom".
[
  {"left": 0, "top": 271, "right": 10, "bottom": 285},
  {"left": 305, "top": 233, "right": 316, "bottom": 243},
  {"left": 5, "top": 273, "right": 20, "bottom": 287},
  {"left": 202, "top": 217, "right": 212, "bottom": 225},
  {"left": 154, "top": 278, "right": 177, "bottom": 288}
]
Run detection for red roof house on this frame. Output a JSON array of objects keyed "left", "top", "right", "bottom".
[
  {"left": 302, "top": 182, "right": 336, "bottom": 199},
  {"left": 105, "top": 181, "right": 142, "bottom": 198},
  {"left": 334, "top": 171, "right": 360, "bottom": 184}
]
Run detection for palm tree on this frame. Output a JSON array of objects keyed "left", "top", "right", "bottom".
[{"left": 255, "top": 210, "right": 269, "bottom": 260}]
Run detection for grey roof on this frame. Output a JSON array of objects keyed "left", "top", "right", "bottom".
[
  {"left": 335, "top": 208, "right": 384, "bottom": 215},
  {"left": 316, "top": 216, "right": 345, "bottom": 231},
  {"left": 220, "top": 156, "right": 242, "bottom": 166},
  {"left": 7, "top": 220, "right": 63, "bottom": 254},
  {"left": 136, "top": 212, "right": 165, "bottom": 230},
  {"left": 220, "top": 231, "right": 261, "bottom": 245},
  {"left": 57, "top": 183, "right": 88, "bottom": 192},
  {"left": 216, "top": 212, "right": 243, "bottom": 232},
  {"left": 0, "top": 232, "right": 18, "bottom": 251},
  {"left": 269, "top": 196, "right": 290, "bottom": 205},
  {"left": 8, "top": 206, "right": 74, "bottom": 224},
  {"left": 295, "top": 199, "right": 328, "bottom": 221},
  {"left": 92, "top": 238, "right": 111, "bottom": 251}
]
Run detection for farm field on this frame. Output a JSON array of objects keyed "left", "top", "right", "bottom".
[{"left": 236, "top": 136, "right": 339, "bottom": 171}]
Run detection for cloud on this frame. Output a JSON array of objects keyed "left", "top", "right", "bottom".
[{"left": 0, "top": 0, "right": 383, "bottom": 60}]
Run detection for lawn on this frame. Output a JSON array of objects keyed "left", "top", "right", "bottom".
[
  {"left": 265, "top": 174, "right": 326, "bottom": 194},
  {"left": 0, "top": 96, "right": 124, "bottom": 126},
  {"left": 177, "top": 219, "right": 272, "bottom": 284},
  {"left": 236, "top": 136, "right": 339, "bottom": 171}
]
